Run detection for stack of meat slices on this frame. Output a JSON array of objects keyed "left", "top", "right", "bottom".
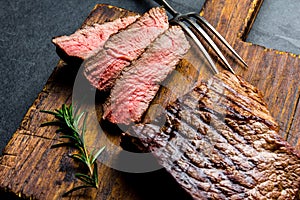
[
  {"left": 102, "top": 25, "right": 190, "bottom": 125},
  {"left": 53, "top": 7, "right": 191, "bottom": 124},
  {"left": 53, "top": 6, "right": 300, "bottom": 200},
  {"left": 83, "top": 7, "right": 172, "bottom": 91}
]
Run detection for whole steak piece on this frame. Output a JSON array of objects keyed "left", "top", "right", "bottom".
[
  {"left": 128, "top": 71, "right": 300, "bottom": 200},
  {"left": 52, "top": 15, "right": 140, "bottom": 61},
  {"left": 103, "top": 26, "right": 190, "bottom": 125},
  {"left": 84, "top": 7, "right": 169, "bottom": 91}
]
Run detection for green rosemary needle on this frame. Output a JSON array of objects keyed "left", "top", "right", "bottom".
[{"left": 40, "top": 104, "right": 105, "bottom": 196}]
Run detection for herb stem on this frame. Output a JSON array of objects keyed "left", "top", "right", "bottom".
[{"left": 41, "top": 104, "right": 105, "bottom": 195}]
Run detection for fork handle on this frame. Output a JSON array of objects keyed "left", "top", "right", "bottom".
[{"left": 153, "top": 0, "right": 179, "bottom": 16}]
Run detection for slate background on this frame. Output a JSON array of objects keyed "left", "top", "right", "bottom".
[{"left": 0, "top": 0, "right": 299, "bottom": 155}]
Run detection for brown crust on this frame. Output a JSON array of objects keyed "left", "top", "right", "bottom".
[{"left": 127, "top": 71, "right": 300, "bottom": 200}]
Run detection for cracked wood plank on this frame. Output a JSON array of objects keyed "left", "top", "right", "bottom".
[{"left": 0, "top": 1, "right": 299, "bottom": 199}]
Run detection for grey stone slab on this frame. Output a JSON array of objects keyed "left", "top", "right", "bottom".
[{"left": 247, "top": 0, "right": 300, "bottom": 55}]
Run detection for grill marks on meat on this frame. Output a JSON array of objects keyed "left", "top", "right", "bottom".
[
  {"left": 83, "top": 7, "right": 169, "bottom": 91},
  {"left": 52, "top": 15, "right": 140, "bottom": 60},
  {"left": 103, "top": 26, "right": 190, "bottom": 125},
  {"left": 128, "top": 72, "right": 300, "bottom": 200}
]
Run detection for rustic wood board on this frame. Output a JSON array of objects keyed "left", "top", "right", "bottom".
[{"left": 0, "top": 0, "right": 299, "bottom": 199}]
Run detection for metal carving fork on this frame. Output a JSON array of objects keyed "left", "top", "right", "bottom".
[{"left": 153, "top": 0, "right": 248, "bottom": 74}]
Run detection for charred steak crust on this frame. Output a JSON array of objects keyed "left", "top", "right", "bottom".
[
  {"left": 103, "top": 25, "right": 191, "bottom": 125},
  {"left": 83, "top": 7, "right": 169, "bottom": 91},
  {"left": 52, "top": 15, "right": 140, "bottom": 61},
  {"left": 128, "top": 71, "right": 300, "bottom": 200}
]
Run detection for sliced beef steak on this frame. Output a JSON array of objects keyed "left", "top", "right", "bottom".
[
  {"left": 128, "top": 71, "right": 300, "bottom": 200},
  {"left": 52, "top": 15, "right": 140, "bottom": 61},
  {"left": 103, "top": 26, "right": 190, "bottom": 125},
  {"left": 83, "top": 7, "right": 169, "bottom": 91}
]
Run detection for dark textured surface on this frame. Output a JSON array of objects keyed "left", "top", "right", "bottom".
[
  {"left": 0, "top": 0, "right": 299, "bottom": 154},
  {"left": 247, "top": 0, "right": 300, "bottom": 55}
]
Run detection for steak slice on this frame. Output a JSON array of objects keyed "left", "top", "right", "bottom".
[
  {"left": 128, "top": 71, "right": 300, "bottom": 200},
  {"left": 52, "top": 14, "right": 140, "bottom": 61},
  {"left": 83, "top": 7, "right": 169, "bottom": 91},
  {"left": 103, "top": 26, "right": 190, "bottom": 125}
]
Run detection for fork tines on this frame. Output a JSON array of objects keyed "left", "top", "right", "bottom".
[{"left": 170, "top": 12, "right": 248, "bottom": 74}]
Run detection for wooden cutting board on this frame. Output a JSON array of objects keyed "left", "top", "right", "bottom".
[{"left": 0, "top": 1, "right": 299, "bottom": 199}]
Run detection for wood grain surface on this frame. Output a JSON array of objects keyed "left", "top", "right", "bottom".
[{"left": 0, "top": 0, "right": 299, "bottom": 199}]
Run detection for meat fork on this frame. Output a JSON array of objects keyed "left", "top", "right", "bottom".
[{"left": 153, "top": 0, "right": 248, "bottom": 74}]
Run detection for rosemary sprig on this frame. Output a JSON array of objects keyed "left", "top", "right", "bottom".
[{"left": 40, "top": 104, "right": 105, "bottom": 196}]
